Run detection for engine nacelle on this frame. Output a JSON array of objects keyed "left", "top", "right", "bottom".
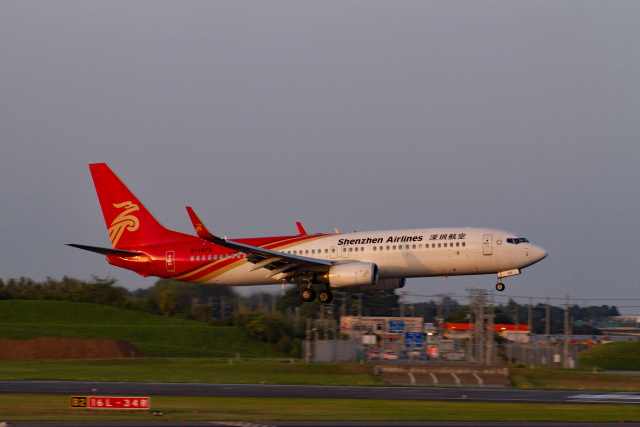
[
  {"left": 356, "top": 278, "right": 406, "bottom": 291},
  {"left": 325, "top": 262, "right": 379, "bottom": 288}
]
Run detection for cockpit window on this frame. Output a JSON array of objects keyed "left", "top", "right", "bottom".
[{"left": 507, "top": 237, "right": 529, "bottom": 244}]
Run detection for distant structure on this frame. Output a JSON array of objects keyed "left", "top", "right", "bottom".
[{"left": 442, "top": 323, "right": 530, "bottom": 344}]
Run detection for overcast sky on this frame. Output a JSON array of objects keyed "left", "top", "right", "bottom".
[{"left": 1, "top": 1, "right": 638, "bottom": 313}]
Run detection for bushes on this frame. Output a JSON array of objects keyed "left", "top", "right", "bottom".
[
  {"left": 579, "top": 341, "right": 640, "bottom": 371},
  {"left": 235, "top": 313, "right": 300, "bottom": 357}
]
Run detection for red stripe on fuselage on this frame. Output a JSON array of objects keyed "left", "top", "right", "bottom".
[{"left": 173, "top": 234, "right": 331, "bottom": 283}]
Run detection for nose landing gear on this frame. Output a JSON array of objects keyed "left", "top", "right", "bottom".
[{"left": 496, "top": 281, "right": 505, "bottom": 292}]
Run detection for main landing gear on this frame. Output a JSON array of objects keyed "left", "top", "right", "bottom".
[
  {"left": 318, "top": 288, "right": 334, "bottom": 304},
  {"left": 300, "top": 285, "right": 333, "bottom": 304},
  {"left": 301, "top": 287, "right": 316, "bottom": 302}
]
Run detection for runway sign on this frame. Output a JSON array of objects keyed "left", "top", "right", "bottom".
[{"left": 70, "top": 396, "right": 150, "bottom": 410}]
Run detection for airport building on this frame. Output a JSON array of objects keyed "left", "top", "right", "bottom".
[
  {"left": 339, "top": 316, "right": 424, "bottom": 341},
  {"left": 442, "top": 323, "right": 530, "bottom": 343}
]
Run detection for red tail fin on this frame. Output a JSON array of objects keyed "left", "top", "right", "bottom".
[{"left": 89, "top": 163, "right": 187, "bottom": 249}]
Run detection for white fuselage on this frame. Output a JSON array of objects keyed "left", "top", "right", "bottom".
[{"left": 203, "top": 227, "right": 547, "bottom": 286}]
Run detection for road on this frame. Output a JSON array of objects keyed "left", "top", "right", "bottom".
[{"left": 1, "top": 381, "right": 639, "bottom": 405}]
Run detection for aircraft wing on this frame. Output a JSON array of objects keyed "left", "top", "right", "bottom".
[{"left": 186, "top": 207, "right": 333, "bottom": 279}]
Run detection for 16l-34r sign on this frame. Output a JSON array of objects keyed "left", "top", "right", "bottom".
[{"left": 70, "top": 396, "right": 150, "bottom": 410}]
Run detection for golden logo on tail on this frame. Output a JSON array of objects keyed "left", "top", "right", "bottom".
[{"left": 108, "top": 201, "right": 140, "bottom": 247}]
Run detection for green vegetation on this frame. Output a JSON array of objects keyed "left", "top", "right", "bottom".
[
  {"left": 3, "top": 358, "right": 640, "bottom": 391},
  {"left": 510, "top": 367, "right": 640, "bottom": 391},
  {"left": 579, "top": 341, "right": 640, "bottom": 371},
  {"left": 0, "top": 358, "right": 381, "bottom": 385},
  {"left": 0, "top": 395, "right": 639, "bottom": 422},
  {"left": 0, "top": 300, "right": 285, "bottom": 358}
]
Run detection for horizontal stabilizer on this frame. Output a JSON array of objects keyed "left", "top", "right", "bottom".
[{"left": 66, "top": 244, "right": 143, "bottom": 257}]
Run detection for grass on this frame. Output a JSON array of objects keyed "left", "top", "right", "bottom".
[
  {"left": 3, "top": 358, "right": 640, "bottom": 391},
  {"left": 0, "top": 395, "right": 639, "bottom": 422},
  {"left": 0, "top": 300, "right": 285, "bottom": 358},
  {"left": 579, "top": 341, "right": 640, "bottom": 370},
  {"left": 0, "top": 358, "right": 382, "bottom": 385},
  {"left": 509, "top": 367, "right": 640, "bottom": 391}
]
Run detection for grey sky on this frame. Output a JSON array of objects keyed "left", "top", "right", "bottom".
[{"left": 1, "top": 2, "right": 638, "bottom": 312}]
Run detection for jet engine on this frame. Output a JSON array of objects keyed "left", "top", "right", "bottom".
[{"left": 324, "top": 262, "right": 378, "bottom": 287}]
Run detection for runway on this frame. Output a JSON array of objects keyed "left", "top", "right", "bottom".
[{"left": 1, "top": 381, "right": 639, "bottom": 405}]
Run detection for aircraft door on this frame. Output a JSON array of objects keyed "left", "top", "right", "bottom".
[
  {"left": 166, "top": 251, "right": 176, "bottom": 272},
  {"left": 330, "top": 246, "right": 338, "bottom": 259},
  {"left": 483, "top": 235, "right": 493, "bottom": 255}
]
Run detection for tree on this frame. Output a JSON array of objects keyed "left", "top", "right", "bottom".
[
  {"left": 159, "top": 290, "right": 176, "bottom": 316},
  {"left": 195, "top": 303, "right": 211, "bottom": 323},
  {"left": 139, "top": 279, "right": 236, "bottom": 315},
  {"left": 445, "top": 307, "right": 470, "bottom": 323}
]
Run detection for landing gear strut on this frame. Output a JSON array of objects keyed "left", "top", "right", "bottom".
[{"left": 496, "top": 281, "right": 505, "bottom": 292}]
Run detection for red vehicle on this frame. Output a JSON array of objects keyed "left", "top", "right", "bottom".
[{"left": 366, "top": 349, "right": 380, "bottom": 359}]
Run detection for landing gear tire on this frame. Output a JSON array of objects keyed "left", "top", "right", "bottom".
[
  {"left": 301, "top": 288, "right": 316, "bottom": 302},
  {"left": 496, "top": 282, "right": 505, "bottom": 292},
  {"left": 318, "top": 290, "right": 333, "bottom": 304}
]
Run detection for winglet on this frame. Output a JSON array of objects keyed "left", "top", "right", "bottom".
[
  {"left": 186, "top": 207, "right": 218, "bottom": 240},
  {"left": 296, "top": 222, "right": 308, "bottom": 235}
]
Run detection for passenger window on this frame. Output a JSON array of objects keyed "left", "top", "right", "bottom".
[
  {"left": 373, "top": 246, "right": 377, "bottom": 251},
  {"left": 361, "top": 247, "right": 364, "bottom": 252},
  {"left": 190, "top": 256, "right": 195, "bottom": 261},
  {"left": 412, "top": 244, "right": 416, "bottom": 249},
  {"left": 354, "top": 247, "right": 358, "bottom": 252},
  {"left": 393, "top": 245, "right": 396, "bottom": 250},
  {"left": 438, "top": 243, "right": 441, "bottom": 248},
  {"left": 462, "top": 242, "right": 466, "bottom": 247},
  {"left": 349, "top": 247, "right": 353, "bottom": 252}
]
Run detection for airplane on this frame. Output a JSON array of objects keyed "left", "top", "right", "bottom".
[{"left": 68, "top": 163, "right": 547, "bottom": 303}]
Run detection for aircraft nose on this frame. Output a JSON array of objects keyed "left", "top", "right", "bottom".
[{"left": 530, "top": 244, "right": 548, "bottom": 264}]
